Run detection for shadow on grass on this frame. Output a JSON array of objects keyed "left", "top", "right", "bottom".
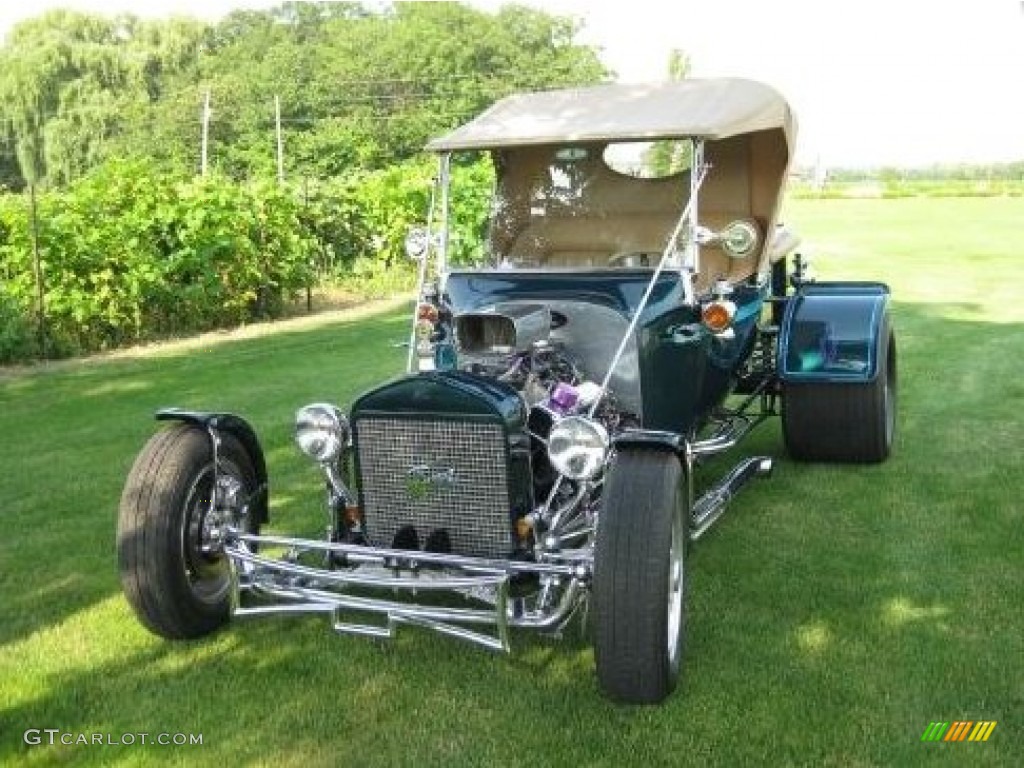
[{"left": 0, "top": 307, "right": 409, "bottom": 650}]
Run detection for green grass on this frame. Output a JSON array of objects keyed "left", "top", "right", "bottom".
[{"left": 1, "top": 197, "right": 1022, "bottom": 766}]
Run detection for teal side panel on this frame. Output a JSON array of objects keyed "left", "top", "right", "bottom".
[
  {"left": 638, "top": 306, "right": 708, "bottom": 432},
  {"left": 779, "top": 282, "right": 890, "bottom": 383}
]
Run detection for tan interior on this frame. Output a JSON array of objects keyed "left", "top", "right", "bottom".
[{"left": 489, "top": 131, "right": 789, "bottom": 293}]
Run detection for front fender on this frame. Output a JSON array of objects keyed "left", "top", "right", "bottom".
[
  {"left": 155, "top": 408, "right": 269, "bottom": 525},
  {"left": 778, "top": 282, "right": 890, "bottom": 384},
  {"left": 612, "top": 429, "right": 687, "bottom": 456}
]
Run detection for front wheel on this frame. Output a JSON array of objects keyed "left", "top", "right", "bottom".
[
  {"left": 117, "top": 424, "right": 259, "bottom": 639},
  {"left": 593, "top": 449, "right": 687, "bottom": 704}
]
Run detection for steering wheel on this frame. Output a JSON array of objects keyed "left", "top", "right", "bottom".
[{"left": 608, "top": 252, "right": 652, "bottom": 268}]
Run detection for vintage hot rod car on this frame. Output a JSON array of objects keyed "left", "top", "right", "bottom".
[{"left": 117, "top": 78, "right": 896, "bottom": 703}]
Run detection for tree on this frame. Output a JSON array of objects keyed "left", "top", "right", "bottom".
[
  {"left": 0, "top": 10, "right": 207, "bottom": 187},
  {"left": 644, "top": 49, "right": 691, "bottom": 177},
  {"left": 0, "top": 2, "right": 610, "bottom": 185}
]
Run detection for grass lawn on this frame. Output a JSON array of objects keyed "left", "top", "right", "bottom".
[{"left": 1, "top": 197, "right": 1022, "bottom": 766}]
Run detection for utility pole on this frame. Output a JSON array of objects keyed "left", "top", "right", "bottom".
[
  {"left": 200, "top": 89, "right": 211, "bottom": 176},
  {"left": 28, "top": 183, "right": 46, "bottom": 355},
  {"left": 275, "top": 95, "right": 285, "bottom": 184}
]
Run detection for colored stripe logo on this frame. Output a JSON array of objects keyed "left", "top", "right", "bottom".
[{"left": 921, "top": 721, "right": 997, "bottom": 742}]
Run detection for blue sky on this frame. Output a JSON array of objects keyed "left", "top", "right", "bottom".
[{"left": 3, "top": 0, "right": 1022, "bottom": 167}]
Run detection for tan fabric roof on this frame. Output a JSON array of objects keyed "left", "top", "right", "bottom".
[{"left": 427, "top": 78, "right": 795, "bottom": 152}]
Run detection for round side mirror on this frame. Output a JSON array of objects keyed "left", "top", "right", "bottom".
[{"left": 719, "top": 220, "right": 760, "bottom": 260}]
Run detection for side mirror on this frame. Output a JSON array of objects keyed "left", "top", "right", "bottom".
[
  {"left": 405, "top": 227, "right": 429, "bottom": 261},
  {"left": 694, "top": 219, "right": 761, "bottom": 260}
]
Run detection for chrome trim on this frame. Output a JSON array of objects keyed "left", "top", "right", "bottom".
[
  {"left": 690, "top": 415, "right": 760, "bottom": 458},
  {"left": 225, "top": 530, "right": 588, "bottom": 652},
  {"left": 690, "top": 379, "right": 774, "bottom": 459},
  {"left": 255, "top": 583, "right": 511, "bottom": 652},
  {"left": 690, "top": 456, "right": 773, "bottom": 540},
  {"left": 230, "top": 531, "right": 582, "bottom": 577},
  {"left": 228, "top": 546, "right": 510, "bottom": 591},
  {"left": 322, "top": 461, "right": 352, "bottom": 506},
  {"left": 666, "top": 491, "right": 684, "bottom": 674},
  {"left": 406, "top": 162, "right": 442, "bottom": 372},
  {"left": 686, "top": 139, "right": 705, "bottom": 302}
]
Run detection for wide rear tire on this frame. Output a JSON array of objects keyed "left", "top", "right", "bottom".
[
  {"left": 117, "top": 424, "right": 259, "bottom": 639},
  {"left": 782, "top": 323, "right": 897, "bottom": 463},
  {"left": 593, "top": 449, "right": 687, "bottom": 704}
]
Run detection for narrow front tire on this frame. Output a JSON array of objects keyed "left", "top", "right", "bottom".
[{"left": 593, "top": 449, "right": 687, "bottom": 703}]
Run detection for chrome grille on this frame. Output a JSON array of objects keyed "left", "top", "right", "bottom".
[{"left": 355, "top": 417, "right": 512, "bottom": 558}]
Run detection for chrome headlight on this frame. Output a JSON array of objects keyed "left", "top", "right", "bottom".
[
  {"left": 720, "top": 219, "right": 761, "bottom": 259},
  {"left": 295, "top": 403, "right": 348, "bottom": 463},
  {"left": 547, "top": 416, "right": 609, "bottom": 481}
]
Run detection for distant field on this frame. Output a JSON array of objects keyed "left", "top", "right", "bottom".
[
  {"left": 789, "top": 178, "right": 1024, "bottom": 199},
  {"left": 1, "top": 196, "right": 1021, "bottom": 766}
]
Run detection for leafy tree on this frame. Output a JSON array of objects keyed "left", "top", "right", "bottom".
[
  {"left": 645, "top": 49, "right": 692, "bottom": 177},
  {"left": 0, "top": 10, "right": 207, "bottom": 187}
]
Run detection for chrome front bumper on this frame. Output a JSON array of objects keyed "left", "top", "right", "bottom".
[{"left": 225, "top": 531, "right": 589, "bottom": 652}]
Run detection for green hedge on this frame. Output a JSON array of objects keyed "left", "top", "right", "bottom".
[
  {"left": 0, "top": 160, "right": 315, "bottom": 357},
  {"left": 0, "top": 157, "right": 494, "bottom": 361}
]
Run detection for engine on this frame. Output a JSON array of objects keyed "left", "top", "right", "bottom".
[
  {"left": 350, "top": 297, "right": 634, "bottom": 560},
  {"left": 452, "top": 302, "right": 635, "bottom": 501}
]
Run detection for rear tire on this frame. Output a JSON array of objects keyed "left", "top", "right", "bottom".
[
  {"left": 593, "top": 449, "right": 687, "bottom": 704},
  {"left": 117, "top": 424, "right": 259, "bottom": 639},
  {"left": 782, "top": 322, "right": 897, "bottom": 463}
]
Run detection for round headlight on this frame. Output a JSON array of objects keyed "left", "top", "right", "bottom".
[
  {"left": 720, "top": 219, "right": 760, "bottom": 259},
  {"left": 547, "top": 416, "right": 609, "bottom": 481},
  {"left": 295, "top": 404, "right": 348, "bottom": 463},
  {"left": 405, "top": 227, "right": 429, "bottom": 261}
]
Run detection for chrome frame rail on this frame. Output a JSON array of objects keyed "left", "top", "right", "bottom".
[{"left": 691, "top": 378, "right": 774, "bottom": 459}]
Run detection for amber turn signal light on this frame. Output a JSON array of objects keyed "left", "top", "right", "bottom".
[
  {"left": 701, "top": 300, "right": 736, "bottom": 332},
  {"left": 417, "top": 303, "right": 439, "bottom": 323}
]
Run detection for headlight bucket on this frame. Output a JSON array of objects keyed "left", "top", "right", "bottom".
[
  {"left": 547, "top": 416, "right": 609, "bottom": 481},
  {"left": 295, "top": 403, "right": 349, "bottom": 463}
]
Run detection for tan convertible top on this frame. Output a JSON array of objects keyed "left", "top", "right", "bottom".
[{"left": 427, "top": 78, "right": 795, "bottom": 152}]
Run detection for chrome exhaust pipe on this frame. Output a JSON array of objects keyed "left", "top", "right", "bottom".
[{"left": 690, "top": 456, "right": 773, "bottom": 540}]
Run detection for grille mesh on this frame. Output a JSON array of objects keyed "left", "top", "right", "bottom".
[{"left": 355, "top": 417, "right": 512, "bottom": 558}]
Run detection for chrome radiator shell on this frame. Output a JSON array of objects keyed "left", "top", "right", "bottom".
[{"left": 351, "top": 372, "right": 533, "bottom": 559}]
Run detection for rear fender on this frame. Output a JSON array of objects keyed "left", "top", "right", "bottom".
[
  {"left": 155, "top": 408, "right": 269, "bottom": 525},
  {"left": 778, "top": 282, "right": 890, "bottom": 384}
]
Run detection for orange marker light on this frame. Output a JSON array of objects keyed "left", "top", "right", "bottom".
[
  {"left": 417, "top": 303, "right": 439, "bottom": 323},
  {"left": 344, "top": 504, "right": 362, "bottom": 525},
  {"left": 701, "top": 300, "right": 736, "bottom": 332}
]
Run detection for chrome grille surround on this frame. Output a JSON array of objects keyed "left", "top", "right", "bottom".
[{"left": 355, "top": 416, "right": 513, "bottom": 559}]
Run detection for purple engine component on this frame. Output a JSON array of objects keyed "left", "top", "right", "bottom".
[{"left": 548, "top": 382, "right": 579, "bottom": 414}]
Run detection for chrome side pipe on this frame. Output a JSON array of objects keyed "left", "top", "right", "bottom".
[{"left": 690, "top": 456, "right": 773, "bottom": 540}]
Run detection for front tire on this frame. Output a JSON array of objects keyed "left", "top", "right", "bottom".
[
  {"left": 117, "top": 424, "right": 259, "bottom": 639},
  {"left": 593, "top": 449, "right": 687, "bottom": 703}
]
